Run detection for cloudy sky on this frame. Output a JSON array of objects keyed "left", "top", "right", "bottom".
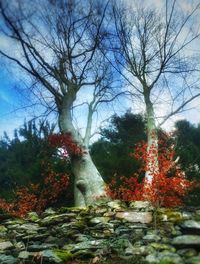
[{"left": 0, "top": 0, "right": 200, "bottom": 139}]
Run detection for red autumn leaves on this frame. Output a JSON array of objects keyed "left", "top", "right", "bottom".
[
  {"left": 0, "top": 133, "right": 83, "bottom": 217},
  {"left": 48, "top": 133, "right": 85, "bottom": 157},
  {"left": 0, "top": 162, "right": 69, "bottom": 217},
  {"left": 0, "top": 132, "right": 197, "bottom": 217},
  {"left": 107, "top": 134, "right": 195, "bottom": 207}
]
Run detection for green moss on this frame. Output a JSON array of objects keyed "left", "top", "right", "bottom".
[
  {"left": 26, "top": 213, "right": 39, "bottom": 222},
  {"left": 4, "top": 219, "right": 25, "bottom": 225},
  {"left": 79, "top": 208, "right": 90, "bottom": 217},
  {"left": 73, "top": 220, "right": 87, "bottom": 229},
  {"left": 159, "top": 261, "right": 176, "bottom": 264},
  {"left": 157, "top": 209, "right": 183, "bottom": 223},
  {"left": 0, "top": 225, "right": 7, "bottom": 232},
  {"left": 194, "top": 215, "right": 200, "bottom": 221},
  {"left": 53, "top": 249, "right": 73, "bottom": 261},
  {"left": 101, "top": 256, "right": 145, "bottom": 264},
  {"left": 73, "top": 250, "right": 95, "bottom": 259},
  {"left": 150, "top": 243, "right": 176, "bottom": 252},
  {"left": 59, "top": 206, "right": 87, "bottom": 213}
]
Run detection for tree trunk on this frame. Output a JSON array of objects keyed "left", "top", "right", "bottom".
[
  {"left": 144, "top": 91, "right": 159, "bottom": 184},
  {"left": 71, "top": 153, "right": 106, "bottom": 206},
  {"left": 58, "top": 94, "right": 106, "bottom": 207}
]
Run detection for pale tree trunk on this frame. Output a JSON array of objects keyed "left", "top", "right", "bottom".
[
  {"left": 71, "top": 153, "right": 106, "bottom": 206},
  {"left": 58, "top": 94, "right": 106, "bottom": 207},
  {"left": 144, "top": 91, "right": 159, "bottom": 185}
]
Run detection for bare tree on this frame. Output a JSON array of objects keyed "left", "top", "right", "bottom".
[
  {"left": 0, "top": 0, "right": 113, "bottom": 206},
  {"left": 111, "top": 0, "right": 200, "bottom": 185}
]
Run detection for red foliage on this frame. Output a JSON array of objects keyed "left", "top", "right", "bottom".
[
  {"left": 107, "top": 134, "right": 196, "bottom": 207},
  {"left": 48, "top": 133, "right": 86, "bottom": 157},
  {"left": 0, "top": 134, "right": 77, "bottom": 217},
  {"left": 0, "top": 162, "right": 69, "bottom": 217}
]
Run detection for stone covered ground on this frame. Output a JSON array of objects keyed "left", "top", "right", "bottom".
[{"left": 1, "top": 200, "right": 200, "bottom": 264}]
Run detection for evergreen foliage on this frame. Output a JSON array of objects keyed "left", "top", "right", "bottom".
[
  {"left": 90, "top": 111, "right": 146, "bottom": 182},
  {"left": 175, "top": 120, "right": 200, "bottom": 205},
  {"left": 0, "top": 120, "right": 72, "bottom": 200}
]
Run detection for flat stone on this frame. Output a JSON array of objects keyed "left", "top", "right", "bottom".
[
  {"left": 150, "top": 243, "right": 176, "bottom": 252},
  {"left": 18, "top": 251, "right": 30, "bottom": 259},
  {"left": 177, "top": 248, "right": 198, "bottom": 257},
  {"left": 63, "top": 240, "right": 105, "bottom": 252},
  {"left": 90, "top": 217, "right": 110, "bottom": 225},
  {"left": 18, "top": 223, "right": 40, "bottom": 232},
  {"left": 4, "top": 219, "right": 25, "bottom": 225},
  {"left": 181, "top": 220, "right": 200, "bottom": 233},
  {"left": 110, "top": 238, "right": 134, "bottom": 255},
  {"left": 0, "top": 225, "right": 7, "bottom": 232},
  {"left": 14, "top": 241, "right": 25, "bottom": 250},
  {"left": 103, "top": 212, "right": 116, "bottom": 217},
  {"left": 107, "top": 200, "right": 123, "bottom": 209},
  {"left": 186, "top": 256, "right": 200, "bottom": 264},
  {"left": 146, "top": 252, "right": 183, "bottom": 264},
  {"left": 27, "top": 243, "right": 58, "bottom": 251},
  {"left": 42, "top": 208, "right": 57, "bottom": 216},
  {"left": 40, "top": 213, "right": 74, "bottom": 225},
  {"left": 95, "top": 208, "right": 107, "bottom": 214},
  {"left": 22, "top": 233, "right": 49, "bottom": 241},
  {"left": 42, "top": 250, "right": 63, "bottom": 263},
  {"left": 0, "top": 254, "right": 18, "bottom": 264},
  {"left": 0, "top": 241, "right": 13, "bottom": 250},
  {"left": 129, "top": 201, "right": 153, "bottom": 210},
  {"left": 172, "top": 235, "right": 200, "bottom": 248},
  {"left": 128, "top": 223, "right": 148, "bottom": 229},
  {"left": 116, "top": 211, "right": 152, "bottom": 223},
  {"left": 143, "top": 234, "right": 161, "bottom": 242}
]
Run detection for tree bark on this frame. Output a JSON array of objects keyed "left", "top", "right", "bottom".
[
  {"left": 144, "top": 91, "right": 159, "bottom": 184},
  {"left": 71, "top": 153, "right": 106, "bottom": 206},
  {"left": 58, "top": 94, "right": 106, "bottom": 207}
]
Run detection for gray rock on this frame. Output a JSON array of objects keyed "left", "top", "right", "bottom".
[
  {"left": 74, "top": 240, "right": 105, "bottom": 250},
  {"left": 0, "top": 225, "right": 7, "bottom": 232},
  {"left": 177, "top": 248, "right": 198, "bottom": 257},
  {"left": 150, "top": 242, "right": 176, "bottom": 252},
  {"left": 17, "top": 223, "right": 40, "bottom": 232},
  {"left": 14, "top": 241, "right": 25, "bottom": 250},
  {"left": 107, "top": 200, "right": 123, "bottom": 210},
  {"left": 2, "top": 203, "right": 200, "bottom": 264},
  {"left": 18, "top": 251, "right": 30, "bottom": 259},
  {"left": 146, "top": 252, "right": 184, "bottom": 264},
  {"left": 143, "top": 234, "right": 161, "bottom": 242},
  {"left": 27, "top": 243, "right": 58, "bottom": 251},
  {"left": 0, "top": 255, "right": 18, "bottom": 264},
  {"left": 186, "top": 255, "right": 200, "bottom": 264},
  {"left": 4, "top": 219, "right": 25, "bottom": 225},
  {"left": 42, "top": 250, "right": 63, "bottom": 263},
  {"left": 90, "top": 216, "right": 110, "bottom": 225},
  {"left": 40, "top": 213, "right": 74, "bottom": 225},
  {"left": 110, "top": 238, "right": 134, "bottom": 255},
  {"left": 181, "top": 220, "right": 200, "bottom": 233},
  {"left": 22, "top": 233, "right": 49, "bottom": 241},
  {"left": 172, "top": 235, "right": 200, "bottom": 248},
  {"left": 116, "top": 211, "right": 152, "bottom": 223},
  {"left": 0, "top": 241, "right": 13, "bottom": 250},
  {"left": 42, "top": 207, "right": 56, "bottom": 216},
  {"left": 129, "top": 201, "right": 153, "bottom": 210}
]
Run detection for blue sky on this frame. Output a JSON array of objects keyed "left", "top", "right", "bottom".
[
  {"left": 1, "top": 0, "right": 200, "bottom": 139},
  {"left": 0, "top": 71, "right": 21, "bottom": 137},
  {"left": 1, "top": 67, "right": 200, "bottom": 140},
  {"left": 0, "top": 67, "right": 41, "bottom": 138}
]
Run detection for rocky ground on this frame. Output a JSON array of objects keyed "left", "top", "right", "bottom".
[{"left": 0, "top": 200, "right": 200, "bottom": 263}]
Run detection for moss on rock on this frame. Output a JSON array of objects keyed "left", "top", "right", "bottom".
[{"left": 53, "top": 249, "right": 73, "bottom": 261}]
